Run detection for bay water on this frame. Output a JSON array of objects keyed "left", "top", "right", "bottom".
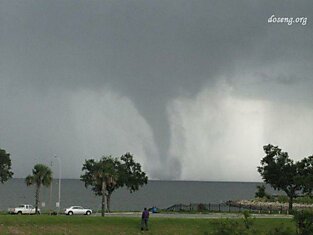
[{"left": 0, "top": 179, "right": 276, "bottom": 212}]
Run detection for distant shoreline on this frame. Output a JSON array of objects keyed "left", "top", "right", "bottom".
[
  {"left": 10, "top": 178, "right": 264, "bottom": 183},
  {"left": 228, "top": 200, "right": 313, "bottom": 210}
]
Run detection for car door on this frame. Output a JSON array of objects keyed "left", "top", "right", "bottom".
[
  {"left": 28, "top": 205, "right": 34, "bottom": 214},
  {"left": 25, "top": 205, "right": 30, "bottom": 214},
  {"left": 77, "top": 206, "right": 84, "bottom": 214},
  {"left": 74, "top": 206, "right": 83, "bottom": 215},
  {"left": 71, "top": 206, "right": 77, "bottom": 214}
]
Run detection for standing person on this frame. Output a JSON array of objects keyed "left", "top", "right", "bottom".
[{"left": 141, "top": 207, "right": 149, "bottom": 231}]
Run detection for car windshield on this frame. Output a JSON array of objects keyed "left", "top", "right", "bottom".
[{"left": 18, "top": 205, "right": 24, "bottom": 207}]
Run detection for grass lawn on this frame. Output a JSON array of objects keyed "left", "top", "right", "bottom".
[{"left": 0, "top": 215, "right": 295, "bottom": 235}]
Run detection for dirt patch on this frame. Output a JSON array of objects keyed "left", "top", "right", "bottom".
[
  {"left": 37, "top": 225, "right": 72, "bottom": 235},
  {"left": 7, "top": 226, "right": 26, "bottom": 235}
]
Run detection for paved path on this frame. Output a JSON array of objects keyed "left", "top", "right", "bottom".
[{"left": 95, "top": 212, "right": 293, "bottom": 219}]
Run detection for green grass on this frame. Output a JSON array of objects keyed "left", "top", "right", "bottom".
[{"left": 0, "top": 215, "right": 295, "bottom": 235}]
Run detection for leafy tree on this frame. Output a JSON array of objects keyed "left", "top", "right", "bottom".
[
  {"left": 81, "top": 153, "right": 148, "bottom": 216},
  {"left": 255, "top": 184, "right": 270, "bottom": 199},
  {"left": 0, "top": 148, "right": 14, "bottom": 183},
  {"left": 298, "top": 156, "right": 313, "bottom": 196},
  {"left": 112, "top": 153, "right": 148, "bottom": 209},
  {"left": 81, "top": 156, "right": 119, "bottom": 216},
  {"left": 25, "top": 164, "right": 53, "bottom": 214},
  {"left": 258, "top": 144, "right": 304, "bottom": 210}
]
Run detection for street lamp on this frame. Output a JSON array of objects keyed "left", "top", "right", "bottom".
[
  {"left": 49, "top": 161, "right": 53, "bottom": 215},
  {"left": 54, "top": 156, "right": 61, "bottom": 215}
]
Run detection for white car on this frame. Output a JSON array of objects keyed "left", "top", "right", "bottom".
[{"left": 64, "top": 206, "right": 92, "bottom": 215}]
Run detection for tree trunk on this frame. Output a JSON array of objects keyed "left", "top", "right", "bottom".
[
  {"left": 35, "top": 184, "right": 40, "bottom": 214},
  {"left": 288, "top": 195, "right": 293, "bottom": 211},
  {"left": 106, "top": 192, "right": 112, "bottom": 213},
  {"left": 101, "top": 180, "right": 107, "bottom": 217}
]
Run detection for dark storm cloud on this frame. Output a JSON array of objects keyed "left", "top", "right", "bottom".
[{"left": 1, "top": 0, "right": 313, "bottom": 179}]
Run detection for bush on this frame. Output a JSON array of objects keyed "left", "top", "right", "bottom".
[
  {"left": 255, "top": 184, "right": 273, "bottom": 200},
  {"left": 295, "top": 196, "right": 313, "bottom": 205},
  {"left": 267, "top": 225, "right": 294, "bottom": 235},
  {"left": 211, "top": 215, "right": 296, "bottom": 235},
  {"left": 213, "top": 220, "right": 250, "bottom": 235},
  {"left": 243, "top": 211, "right": 255, "bottom": 229},
  {"left": 212, "top": 212, "right": 256, "bottom": 235},
  {"left": 197, "top": 203, "right": 206, "bottom": 212},
  {"left": 276, "top": 195, "right": 289, "bottom": 203},
  {"left": 294, "top": 210, "right": 313, "bottom": 235}
]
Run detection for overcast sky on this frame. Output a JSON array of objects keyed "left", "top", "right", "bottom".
[{"left": 1, "top": 0, "right": 312, "bottom": 181}]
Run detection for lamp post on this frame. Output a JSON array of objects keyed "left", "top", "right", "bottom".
[
  {"left": 49, "top": 161, "right": 53, "bottom": 215},
  {"left": 54, "top": 156, "right": 61, "bottom": 215}
]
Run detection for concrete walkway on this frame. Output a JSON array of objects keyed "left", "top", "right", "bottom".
[{"left": 95, "top": 212, "right": 293, "bottom": 219}]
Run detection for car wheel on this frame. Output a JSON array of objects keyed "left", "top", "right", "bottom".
[
  {"left": 17, "top": 211, "right": 22, "bottom": 215},
  {"left": 68, "top": 211, "right": 73, "bottom": 215},
  {"left": 86, "top": 211, "right": 91, "bottom": 215}
]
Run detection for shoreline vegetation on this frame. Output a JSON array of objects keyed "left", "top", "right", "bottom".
[
  {"left": 227, "top": 199, "right": 313, "bottom": 210},
  {"left": 228, "top": 198, "right": 313, "bottom": 211}
]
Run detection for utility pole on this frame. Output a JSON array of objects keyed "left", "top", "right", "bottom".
[{"left": 54, "top": 156, "right": 61, "bottom": 215}]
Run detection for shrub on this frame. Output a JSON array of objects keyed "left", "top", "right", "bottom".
[
  {"left": 197, "top": 203, "right": 206, "bottom": 212},
  {"left": 213, "top": 220, "right": 248, "bottom": 235},
  {"left": 211, "top": 216, "right": 295, "bottom": 235},
  {"left": 294, "top": 210, "right": 313, "bottom": 235},
  {"left": 276, "top": 195, "right": 289, "bottom": 203},
  {"left": 212, "top": 213, "right": 256, "bottom": 235},
  {"left": 255, "top": 185, "right": 267, "bottom": 198},
  {"left": 267, "top": 225, "right": 294, "bottom": 235},
  {"left": 295, "top": 196, "right": 313, "bottom": 205},
  {"left": 243, "top": 211, "right": 255, "bottom": 229}
]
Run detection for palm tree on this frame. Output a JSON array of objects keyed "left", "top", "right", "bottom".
[
  {"left": 25, "top": 164, "right": 53, "bottom": 214},
  {"left": 105, "top": 175, "right": 117, "bottom": 213},
  {"left": 94, "top": 157, "right": 119, "bottom": 216},
  {"left": 81, "top": 156, "right": 119, "bottom": 216}
]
